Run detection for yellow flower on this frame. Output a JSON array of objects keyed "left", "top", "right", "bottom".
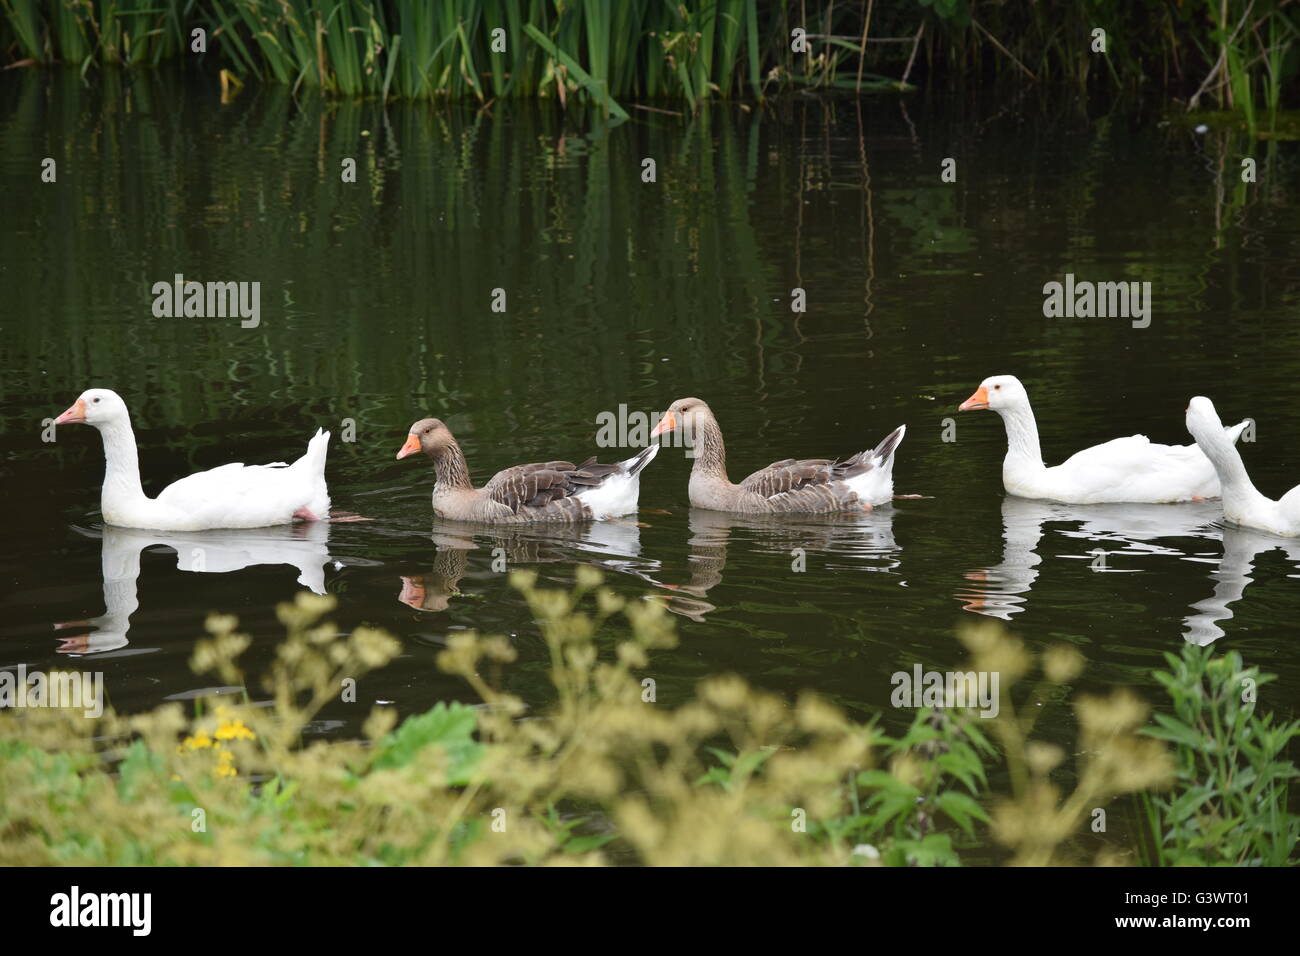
[
  {"left": 214, "top": 717, "right": 255, "bottom": 741},
  {"left": 182, "top": 730, "right": 213, "bottom": 750},
  {"left": 214, "top": 748, "right": 237, "bottom": 778}
]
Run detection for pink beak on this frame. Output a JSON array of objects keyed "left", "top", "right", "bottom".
[{"left": 54, "top": 398, "right": 87, "bottom": 425}]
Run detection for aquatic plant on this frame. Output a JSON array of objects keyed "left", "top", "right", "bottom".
[{"left": 2, "top": 2, "right": 1294, "bottom": 126}]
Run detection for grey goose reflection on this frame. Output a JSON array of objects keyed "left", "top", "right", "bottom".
[
  {"left": 633, "top": 507, "right": 900, "bottom": 623},
  {"left": 398, "top": 519, "right": 652, "bottom": 613}
]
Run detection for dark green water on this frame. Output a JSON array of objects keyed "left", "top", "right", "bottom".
[{"left": 2, "top": 72, "right": 1299, "bottom": 854}]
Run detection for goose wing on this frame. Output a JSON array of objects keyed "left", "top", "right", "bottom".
[
  {"left": 1057, "top": 435, "right": 1209, "bottom": 480},
  {"left": 740, "top": 456, "right": 873, "bottom": 499},
  {"left": 1052, "top": 435, "right": 1216, "bottom": 502},
  {"left": 484, "top": 457, "right": 623, "bottom": 513}
]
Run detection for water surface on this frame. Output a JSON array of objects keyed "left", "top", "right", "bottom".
[{"left": 3, "top": 72, "right": 1299, "bottom": 855}]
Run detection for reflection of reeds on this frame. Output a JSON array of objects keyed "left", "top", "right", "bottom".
[
  {"left": 0, "top": 71, "right": 786, "bottom": 438},
  {"left": 2, "top": 69, "right": 1296, "bottom": 458}
]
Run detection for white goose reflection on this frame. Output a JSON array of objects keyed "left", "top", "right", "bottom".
[
  {"left": 638, "top": 507, "right": 900, "bottom": 623},
  {"left": 398, "top": 518, "right": 654, "bottom": 612},
  {"left": 1182, "top": 525, "right": 1300, "bottom": 645},
  {"left": 58, "top": 523, "right": 334, "bottom": 656},
  {"left": 957, "top": 497, "right": 1222, "bottom": 621}
]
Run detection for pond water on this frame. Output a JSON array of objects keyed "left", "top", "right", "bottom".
[{"left": 2, "top": 72, "right": 1298, "bottom": 856}]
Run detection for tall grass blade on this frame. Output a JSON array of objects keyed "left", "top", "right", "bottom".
[{"left": 524, "top": 21, "right": 628, "bottom": 120}]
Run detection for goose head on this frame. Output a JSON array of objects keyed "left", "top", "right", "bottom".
[
  {"left": 1184, "top": 396, "right": 1224, "bottom": 444},
  {"left": 398, "top": 575, "right": 454, "bottom": 612},
  {"left": 396, "top": 417, "right": 454, "bottom": 460},
  {"left": 959, "top": 375, "right": 1028, "bottom": 414},
  {"left": 651, "top": 397, "right": 713, "bottom": 440},
  {"left": 54, "top": 388, "right": 128, "bottom": 428}
]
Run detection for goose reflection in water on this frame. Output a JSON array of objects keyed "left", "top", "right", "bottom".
[
  {"left": 56, "top": 522, "right": 334, "bottom": 656},
  {"left": 1182, "top": 525, "right": 1300, "bottom": 645},
  {"left": 638, "top": 507, "right": 900, "bottom": 623},
  {"left": 957, "top": 497, "right": 1222, "bottom": 621},
  {"left": 398, "top": 517, "right": 654, "bottom": 612}
]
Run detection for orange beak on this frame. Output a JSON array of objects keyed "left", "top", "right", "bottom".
[
  {"left": 958, "top": 386, "right": 990, "bottom": 412},
  {"left": 399, "top": 576, "right": 426, "bottom": 609},
  {"left": 395, "top": 433, "right": 421, "bottom": 460},
  {"left": 54, "top": 398, "right": 87, "bottom": 425},
  {"left": 651, "top": 411, "right": 678, "bottom": 438}
]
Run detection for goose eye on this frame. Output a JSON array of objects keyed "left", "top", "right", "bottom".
[
  {"left": 92, "top": 397, "right": 101, "bottom": 403},
  {"left": 993, "top": 385, "right": 1001, "bottom": 390}
]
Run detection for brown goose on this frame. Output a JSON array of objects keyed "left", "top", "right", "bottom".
[
  {"left": 396, "top": 418, "right": 658, "bottom": 523},
  {"left": 650, "top": 398, "right": 905, "bottom": 514}
]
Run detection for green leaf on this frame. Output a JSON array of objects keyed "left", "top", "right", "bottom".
[
  {"left": 372, "top": 701, "right": 484, "bottom": 785},
  {"left": 895, "top": 832, "right": 961, "bottom": 866},
  {"left": 704, "top": 747, "right": 737, "bottom": 767},
  {"left": 117, "top": 740, "right": 164, "bottom": 801},
  {"left": 856, "top": 769, "right": 904, "bottom": 790},
  {"left": 731, "top": 749, "right": 772, "bottom": 779},
  {"left": 563, "top": 833, "right": 617, "bottom": 854},
  {"left": 694, "top": 767, "right": 732, "bottom": 789},
  {"left": 1143, "top": 714, "right": 1204, "bottom": 749},
  {"left": 935, "top": 791, "right": 989, "bottom": 836}
]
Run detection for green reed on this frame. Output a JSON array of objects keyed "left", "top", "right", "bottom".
[
  {"left": 1, "top": 0, "right": 44, "bottom": 60},
  {"left": 50, "top": 0, "right": 90, "bottom": 66},
  {"left": 2, "top": 2, "right": 1296, "bottom": 122},
  {"left": 96, "top": 0, "right": 185, "bottom": 66}
]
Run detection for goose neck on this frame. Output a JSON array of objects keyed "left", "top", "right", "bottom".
[
  {"left": 432, "top": 439, "right": 473, "bottom": 491},
  {"left": 1198, "top": 427, "right": 1271, "bottom": 514},
  {"left": 96, "top": 418, "right": 147, "bottom": 514},
  {"left": 997, "top": 402, "right": 1045, "bottom": 470},
  {"left": 689, "top": 415, "right": 729, "bottom": 482}
]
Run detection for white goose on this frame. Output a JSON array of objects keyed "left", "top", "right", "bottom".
[
  {"left": 1186, "top": 396, "right": 1300, "bottom": 537},
  {"left": 54, "top": 388, "right": 330, "bottom": 531},
  {"left": 958, "top": 375, "right": 1247, "bottom": 504}
]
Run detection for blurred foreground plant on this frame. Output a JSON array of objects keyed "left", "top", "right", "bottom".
[
  {"left": 955, "top": 623, "right": 1178, "bottom": 865},
  {"left": 1, "top": 572, "right": 1291, "bottom": 866}
]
